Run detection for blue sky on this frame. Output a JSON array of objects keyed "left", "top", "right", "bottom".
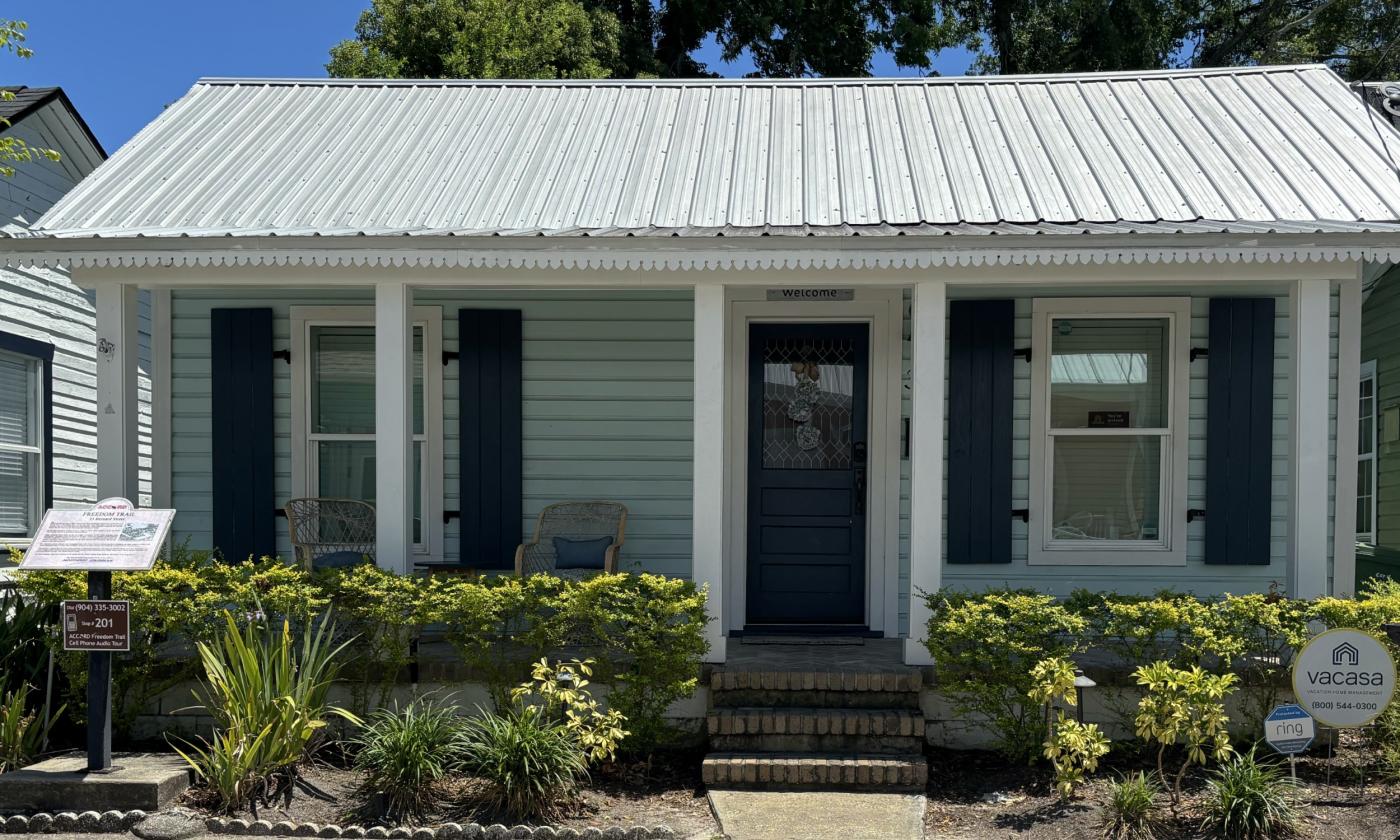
[{"left": 16, "top": 1, "right": 975, "bottom": 155}]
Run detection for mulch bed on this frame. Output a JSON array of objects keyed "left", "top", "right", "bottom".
[
  {"left": 180, "top": 750, "right": 717, "bottom": 838},
  {"left": 922, "top": 736, "right": 1400, "bottom": 839}
]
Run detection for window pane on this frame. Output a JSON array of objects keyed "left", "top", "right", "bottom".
[
  {"left": 1357, "top": 465, "right": 1374, "bottom": 540},
  {"left": 1050, "top": 318, "right": 1169, "bottom": 429},
  {"left": 0, "top": 353, "right": 33, "bottom": 448},
  {"left": 310, "top": 327, "right": 424, "bottom": 435},
  {"left": 312, "top": 328, "right": 374, "bottom": 434},
  {"left": 0, "top": 449, "right": 32, "bottom": 536},
  {"left": 1359, "top": 376, "right": 1375, "bottom": 456},
  {"left": 316, "top": 440, "right": 423, "bottom": 546},
  {"left": 1050, "top": 435, "right": 1162, "bottom": 541}
]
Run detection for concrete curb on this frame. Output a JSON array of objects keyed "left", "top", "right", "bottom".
[{"left": 0, "top": 812, "right": 676, "bottom": 839}]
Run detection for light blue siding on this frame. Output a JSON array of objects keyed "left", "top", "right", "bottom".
[
  {"left": 167, "top": 288, "right": 694, "bottom": 576},
  {"left": 899, "top": 290, "right": 1343, "bottom": 634}
]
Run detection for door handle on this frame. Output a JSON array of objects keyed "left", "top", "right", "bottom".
[{"left": 853, "top": 441, "right": 867, "bottom": 515}]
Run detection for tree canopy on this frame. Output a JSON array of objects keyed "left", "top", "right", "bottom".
[{"left": 328, "top": 0, "right": 1400, "bottom": 82}]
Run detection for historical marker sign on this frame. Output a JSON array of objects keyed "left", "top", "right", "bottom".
[
  {"left": 62, "top": 600, "right": 131, "bottom": 652},
  {"left": 17, "top": 497, "right": 174, "bottom": 571},
  {"left": 1292, "top": 628, "right": 1397, "bottom": 728},
  {"left": 1263, "top": 704, "right": 1315, "bottom": 755}
]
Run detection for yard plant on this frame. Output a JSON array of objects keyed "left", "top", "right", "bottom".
[
  {"left": 1029, "top": 657, "right": 1109, "bottom": 799},
  {"left": 175, "top": 608, "right": 358, "bottom": 814},
  {"left": 1102, "top": 771, "right": 1161, "bottom": 840},
  {"left": 1133, "top": 661, "right": 1237, "bottom": 811},
  {"left": 352, "top": 696, "right": 462, "bottom": 823},
  {"left": 0, "top": 684, "right": 61, "bottom": 773},
  {"left": 1199, "top": 748, "right": 1300, "bottom": 840}
]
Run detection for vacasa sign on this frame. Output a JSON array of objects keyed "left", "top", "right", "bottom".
[{"left": 1291, "top": 629, "right": 1397, "bottom": 728}]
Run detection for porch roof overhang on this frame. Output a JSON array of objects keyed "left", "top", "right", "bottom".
[{"left": 4, "top": 227, "right": 1399, "bottom": 277}]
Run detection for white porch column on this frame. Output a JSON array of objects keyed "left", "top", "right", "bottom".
[
  {"left": 1289, "top": 278, "right": 1331, "bottom": 599},
  {"left": 693, "top": 283, "right": 726, "bottom": 663},
  {"left": 375, "top": 281, "right": 415, "bottom": 575},
  {"left": 95, "top": 284, "right": 140, "bottom": 502},
  {"left": 905, "top": 280, "right": 947, "bottom": 666},
  {"left": 1332, "top": 271, "right": 1363, "bottom": 596}
]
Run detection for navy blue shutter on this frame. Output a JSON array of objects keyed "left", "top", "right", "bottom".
[
  {"left": 1205, "top": 298, "right": 1275, "bottom": 565},
  {"left": 210, "top": 308, "right": 275, "bottom": 563},
  {"left": 946, "top": 300, "right": 1014, "bottom": 564},
  {"left": 459, "top": 309, "right": 523, "bottom": 569}
]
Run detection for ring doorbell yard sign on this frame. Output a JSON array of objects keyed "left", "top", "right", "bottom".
[{"left": 1291, "top": 628, "right": 1397, "bottom": 728}]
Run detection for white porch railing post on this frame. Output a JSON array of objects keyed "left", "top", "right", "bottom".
[
  {"left": 1289, "top": 277, "right": 1331, "bottom": 599},
  {"left": 905, "top": 280, "right": 946, "bottom": 666},
  {"left": 95, "top": 283, "right": 140, "bottom": 502},
  {"left": 693, "top": 283, "right": 726, "bottom": 663},
  {"left": 375, "top": 280, "right": 414, "bottom": 575}
]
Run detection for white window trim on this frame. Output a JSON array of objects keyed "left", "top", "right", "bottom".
[
  {"left": 0, "top": 348, "right": 44, "bottom": 543},
  {"left": 289, "top": 306, "right": 444, "bottom": 561},
  {"left": 1028, "top": 297, "right": 1191, "bottom": 566},
  {"left": 1358, "top": 358, "right": 1378, "bottom": 545}
]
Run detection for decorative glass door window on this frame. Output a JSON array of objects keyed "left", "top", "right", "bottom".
[
  {"left": 1030, "top": 299, "right": 1189, "bottom": 566},
  {"left": 1358, "top": 360, "right": 1377, "bottom": 544},
  {"left": 760, "top": 337, "right": 856, "bottom": 470},
  {"left": 0, "top": 349, "right": 44, "bottom": 539}
]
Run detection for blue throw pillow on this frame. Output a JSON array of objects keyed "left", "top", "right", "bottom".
[
  {"left": 314, "top": 550, "right": 368, "bottom": 569},
  {"left": 553, "top": 536, "right": 613, "bottom": 570}
]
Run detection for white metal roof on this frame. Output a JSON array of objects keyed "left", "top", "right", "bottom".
[{"left": 30, "top": 64, "right": 1400, "bottom": 240}]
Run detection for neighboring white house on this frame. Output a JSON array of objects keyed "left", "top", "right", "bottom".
[
  {"left": 0, "top": 86, "right": 152, "bottom": 549},
  {"left": 8, "top": 65, "right": 1400, "bottom": 664}
]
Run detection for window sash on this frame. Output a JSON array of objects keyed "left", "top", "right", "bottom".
[
  {"left": 1029, "top": 299, "right": 1189, "bottom": 566},
  {"left": 1358, "top": 361, "right": 1378, "bottom": 544},
  {"left": 0, "top": 349, "right": 44, "bottom": 539}
]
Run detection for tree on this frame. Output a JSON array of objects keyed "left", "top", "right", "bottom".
[
  {"left": 327, "top": 0, "right": 622, "bottom": 79},
  {"left": 1191, "top": 0, "right": 1400, "bottom": 81},
  {"left": 0, "top": 19, "right": 59, "bottom": 178}
]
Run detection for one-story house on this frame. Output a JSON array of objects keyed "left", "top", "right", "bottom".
[
  {"left": 0, "top": 86, "right": 153, "bottom": 553},
  {"left": 10, "top": 64, "right": 1400, "bottom": 665}
]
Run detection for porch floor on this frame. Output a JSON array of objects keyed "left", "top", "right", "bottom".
[{"left": 717, "top": 637, "right": 911, "bottom": 673}]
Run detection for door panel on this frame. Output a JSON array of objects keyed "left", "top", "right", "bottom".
[{"left": 746, "top": 323, "right": 869, "bottom": 626}]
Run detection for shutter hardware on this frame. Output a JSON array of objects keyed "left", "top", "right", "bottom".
[
  {"left": 1190, "top": 347, "right": 1209, "bottom": 362},
  {"left": 442, "top": 350, "right": 458, "bottom": 365},
  {"left": 1013, "top": 347, "right": 1032, "bottom": 362},
  {"left": 1012, "top": 508, "right": 1029, "bottom": 522},
  {"left": 1187, "top": 508, "right": 1206, "bottom": 522},
  {"left": 443, "top": 510, "right": 460, "bottom": 524},
  {"left": 272, "top": 349, "right": 291, "bottom": 363}
]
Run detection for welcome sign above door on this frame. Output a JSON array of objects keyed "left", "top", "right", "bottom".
[{"left": 766, "top": 288, "right": 855, "bottom": 302}]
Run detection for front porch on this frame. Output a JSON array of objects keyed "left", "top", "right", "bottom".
[{"left": 82, "top": 259, "right": 1358, "bottom": 668}]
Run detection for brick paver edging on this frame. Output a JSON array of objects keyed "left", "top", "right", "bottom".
[{"left": 0, "top": 812, "right": 676, "bottom": 839}]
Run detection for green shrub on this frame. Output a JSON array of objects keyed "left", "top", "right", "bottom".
[
  {"left": 0, "top": 587, "right": 53, "bottom": 698},
  {"left": 455, "top": 707, "right": 589, "bottom": 822},
  {"left": 352, "top": 696, "right": 462, "bottom": 824},
  {"left": 1029, "top": 658, "right": 1110, "bottom": 799},
  {"left": 0, "top": 684, "right": 62, "bottom": 773},
  {"left": 923, "top": 589, "right": 1087, "bottom": 762},
  {"left": 175, "top": 609, "right": 358, "bottom": 814},
  {"left": 1102, "top": 771, "right": 1161, "bottom": 840},
  {"left": 510, "top": 658, "right": 627, "bottom": 762},
  {"left": 1133, "top": 662, "right": 1236, "bottom": 811},
  {"left": 1200, "top": 748, "right": 1300, "bottom": 840}
]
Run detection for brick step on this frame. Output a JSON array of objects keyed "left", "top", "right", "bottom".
[
  {"left": 702, "top": 752, "right": 927, "bottom": 790},
  {"left": 707, "top": 707, "right": 924, "bottom": 754},
  {"left": 710, "top": 669, "right": 922, "bottom": 710}
]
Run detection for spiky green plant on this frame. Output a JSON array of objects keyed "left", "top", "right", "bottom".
[
  {"left": 1102, "top": 771, "right": 1161, "bottom": 840},
  {"left": 174, "top": 608, "right": 358, "bottom": 814},
  {"left": 454, "top": 706, "right": 588, "bottom": 822},
  {"left": 0, "top": 684, "right": 62, "bottom": 773},
  {"left": 352, "top": 696, "right": 461, "bottom": 823},
  {"left": 1200, "top": 748, "right": 1300, "bottom": 840}
]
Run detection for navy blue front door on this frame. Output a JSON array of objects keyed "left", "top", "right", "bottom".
[{"left": 746, "top": 323, "right": 869, "bottom": 626}]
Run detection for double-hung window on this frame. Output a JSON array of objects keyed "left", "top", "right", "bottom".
[
  {"left": 0, "top": 334, "right": 53, "bottom": 544},
  {"left": 1029, "top": 298, "right": 1190, "bottom": 566},
  {"left": 1358, "top": 359, "right": 1378, "bottom": 544},
  {"left": 291, "top": 307, "right": 443, "bottom": 559}
]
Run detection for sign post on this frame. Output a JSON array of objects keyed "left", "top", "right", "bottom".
[
  {"left": 1263, "top": 703, "right": 1315, "bottom": 780},
  {"left": 17, "top": 498, "right": 173, "bottom": 773}
]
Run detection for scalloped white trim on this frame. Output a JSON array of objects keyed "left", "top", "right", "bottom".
[{"left": 4, "top": 243, "right": 1398, "bottom": 271}]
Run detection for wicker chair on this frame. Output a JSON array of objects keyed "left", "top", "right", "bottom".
[
  {"left": 514, "top": 501, "right": 627, "bottom": 579},
  {"left": 284, "top": 498, "right": 377, "bottom": 570}
]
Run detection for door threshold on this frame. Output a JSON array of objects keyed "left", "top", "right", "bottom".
[{"left": 736, "top": 625, "right": 879, "bottom": 638}]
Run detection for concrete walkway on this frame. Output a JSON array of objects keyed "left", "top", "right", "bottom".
[{"left": 707, "top": 790, "right": 925, "bottom": 840}]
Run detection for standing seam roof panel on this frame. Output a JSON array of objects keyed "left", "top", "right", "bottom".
[{"left": 29, "top": 66, "right": 1400, "bottom": 239}]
